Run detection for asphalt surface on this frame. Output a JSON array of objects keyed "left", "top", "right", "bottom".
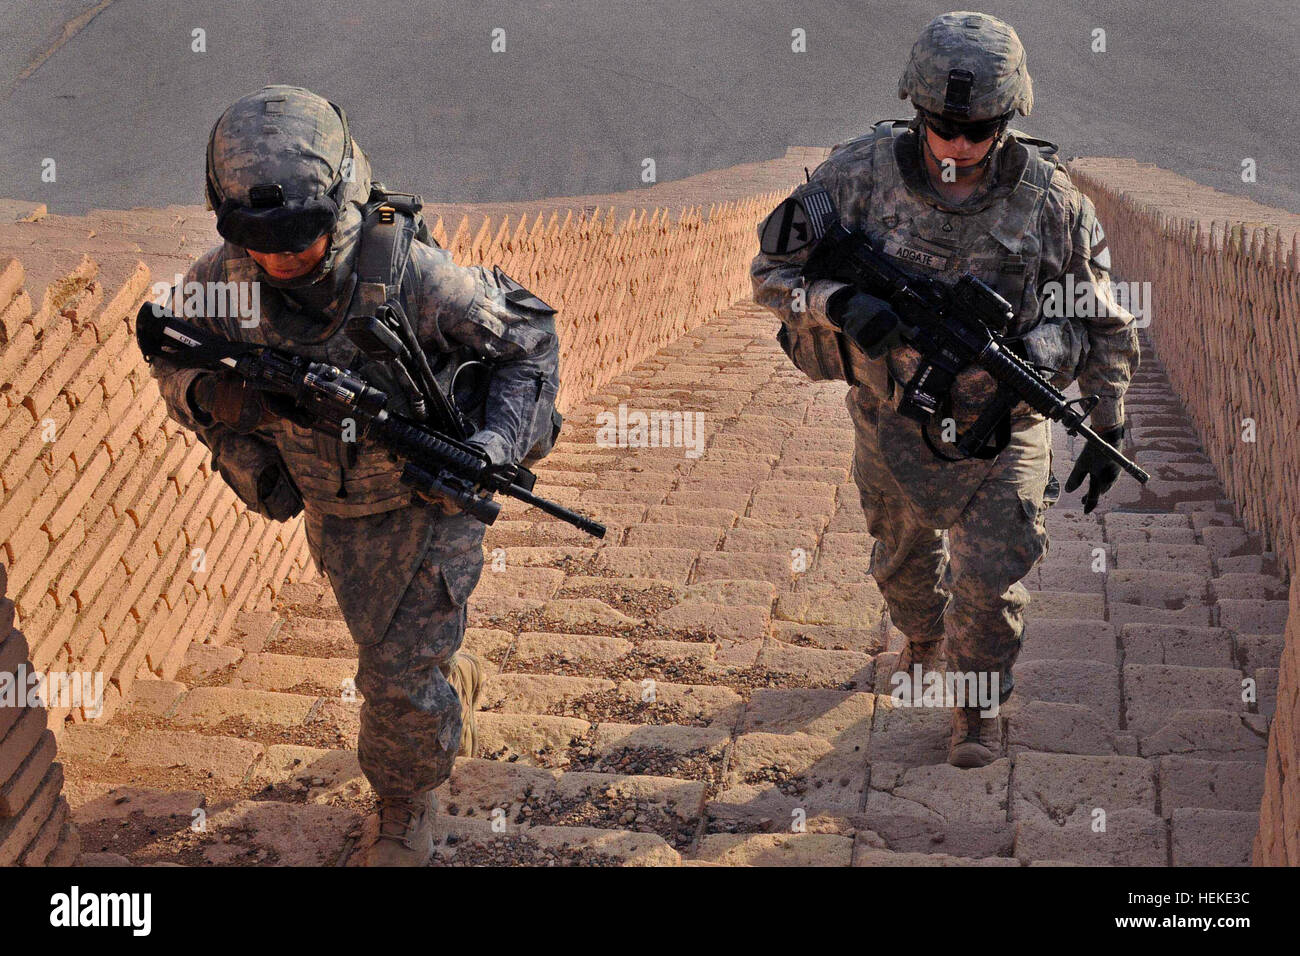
[{"left": 2, "top": 0, "right": 1297, "bottom": 215}]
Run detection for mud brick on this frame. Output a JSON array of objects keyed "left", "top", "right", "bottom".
[
  {"left": 1019, "top": 618, "right": 1116, "bottom": 664},
  {"left": 774, "top": 581, "right": 885, "bottom": 627},
  {"left": 644, "top": 506, "right": 737, "bottom": 529},
  {"left": 1234, "top": 633, "right": 1284, "bottom": 672},
  {"left": 475, "top": 713, "right": 590, "bottom": 766},
  {"left": 867, "top": 760, "right": 1009, "bottom": 824},
  {"left": 1004, "top": 699, "right": 1121, "bottom": 756},
  {"left": 594, "top": 547, "right": 696, "bottom": 583},
  {"left": 696, "top": 832, "right": 853, "bottom": 866},
  {"left": 127, "top": 679, "right": 188, "bottom": 717},
  {"left": 815, "top": 531, "right": 870, "bottom": 558},
  {"left": 0, "top": 762, "right": 62, "bottom": 865},
  {"left": 1120, "top": 623, "right": 1234, "bottom": 667},
  {"left": 17, "top": 796, "right": 68, "bottom": 866},
  {"left": 1010, "top": 752, "right": 1155, "bottom": 823},
  {"left": 677, "top": 578, "right": 774, "bottom": 608},
  {"left": 548, "top": 770, "right": 706, "bottom": 830},
  {"left": 171, "top": 686, "right": 314, "bottom": 728},
  {"left": 1014, "top": 659, "right": 1120, "bottom": 724},
  {"left": 1036, "top": 561, "right": 1107, "bottom": 593},
  {"left": 725, "top": 731, "right": 864, "bottom": 811},
  {"left": 756, "top": 645, "right": 870, "bottom": 691},
  {"left": 200, "top": 800, "right": 357, "bottom": 867},
  {"left": 1026, "top": 590, "right": 1105, "bottom": 619},
  {"left": 1043, "top": 511, "right": 1104, "bottom": 542},
  {"left": 0, "top": 729, "right": 55, "bottom": 817},
  {"left": 691, "top": 550, "right": 792, "bottom": 589},
  {"left": 506, "top": 634, "right": 629, "bottom": 665},
  {"left": 868, "top": 695, "right": 951, "bottom": 768},
  {"left": 625, "top": 524, "right": 721, "bottom": 550},
  {"left": 1255, "top": 667, "right": 1277, "bottom": 717},
  {"left": 1115, "top": 542, "right": 1212, "bottom": 574},
  {"left": 1102, "top": 512, "right": 1195, "bottom": 544},
  {"left": 474, "top": 566, "right": 566, "bottom": 602},
  {"left": 741, "top": 688, "right": 874, "bottom": 748},
  {"left": 1170, "top": 808, "right": 1257, "bottom": 866},
  {"left": 656, "top": 602, "right": 768, "bottom": 641},
  {"left": 612, "top": 680, "right": 743, "bottom": 726},
  {"left": 770, "top": 620, "right": 884, "bottom": 655},
  {"left": 482, "top": 674, "right": 615, "bottom": 715},
  {"left": 593, "top": 721, "right": 730, "bottom": 760},
  {"left": 1200, "top": 525, "right": 1259, "bottom": 560},
  {"left": 0, "top": 706, "right": 49, "bottom": 791},
  {"left": 1138, "top": 710, "right": 1270, "bottom": 761},
  {"left": 859, "top": 810, "right": 1014, "bottom": 859},
  {"left": 1216, "top": 599, "right": 1289, "bottom": 635},
  {"left": 1157, "top": 756, "right": 1266, "bottom": 815},
  {"left": 114, "top": 730, "right": 263, "bottom": 785},
  {"left": 1105, "top": 569, "right": 1207, "bottom": 610},
  {"left": 433, "top": 757, "right": 558, "bottom": 818},
  {"left": 178, "top": 642, "right": 244, "bottom": 681},
  {"left": 1209, "top": 573, "right": 1288, "bottom": 602},
  {"left": 58, "top": 724, "right": 127, "bottom": 763},
  {"left": 1122, "top": 664, "right": 1246, "bottom": 732}
]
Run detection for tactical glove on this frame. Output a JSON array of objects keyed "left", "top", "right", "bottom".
[
  {"left": 190, "top": 372, "right": 272, "bottom": 433},
  {"left": 831, "top": 290, "right": 911, "bottom": 359},
  {"left": 1064, "top": 424, "right": 1125, "bottom": 514}
]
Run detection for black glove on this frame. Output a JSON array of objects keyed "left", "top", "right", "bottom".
[
  {"left": 830, "top": 290, "right": 910, "bottom": 359},
  {"left": 1064, "top": 425, "right": 1125, "bottom": 514}
]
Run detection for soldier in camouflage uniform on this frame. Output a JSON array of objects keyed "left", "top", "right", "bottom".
[
  {"left": 752, "top": 13, "right": 1139, "bottom": 766},
  {"left": 147, "top": 86, "right": 561, "bottom": 862}
]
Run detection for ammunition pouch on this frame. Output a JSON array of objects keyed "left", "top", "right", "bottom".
[
  {"left": 776, "top": 320, "right": 854, "bottom": 384},
  {"left": 210, "top": 430, "right": 304, "bottom": 521}
]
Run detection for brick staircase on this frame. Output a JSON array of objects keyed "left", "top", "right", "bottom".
[{"left": 55, "top": 301, "right": 1285, "bottom": 867}]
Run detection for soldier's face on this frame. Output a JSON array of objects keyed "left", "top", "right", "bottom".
[
  {"left": 246, "top": 232, "right": 330, "bottom": 280},
  {"left": 923, "top": 125, "right": 996, "bottom": 170}
]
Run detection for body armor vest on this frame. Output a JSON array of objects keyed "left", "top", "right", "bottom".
[
  {"left": 847, "top": 120, "right": 1059, "bottom": 431},
  {"left": 214, "top": 253, "right": 457, "bottom": 517}
]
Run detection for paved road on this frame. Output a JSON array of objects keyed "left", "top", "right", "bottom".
[{"left": 3, "top": 0, "right": 1298, "bottom": 215}]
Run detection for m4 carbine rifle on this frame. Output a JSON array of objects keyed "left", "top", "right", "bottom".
[
  {"left": 136, "top": 304, "right": 607, "bottom": 538},
  {"left": 763, "top": 185, "right": 1148, "bottom": 484}
]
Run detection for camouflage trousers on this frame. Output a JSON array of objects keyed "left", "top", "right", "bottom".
[
  {"left": 851, "top": 414, "right": 1058, "bottom": 700},
  {"left": 304, "top": 501, "right": 485, "bottom": 796}
]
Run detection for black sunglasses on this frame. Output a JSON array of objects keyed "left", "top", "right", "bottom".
[{"left": 920, "top": 109, "right": 1011, "bottom": 143}]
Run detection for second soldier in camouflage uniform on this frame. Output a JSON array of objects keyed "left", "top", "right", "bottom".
[
  {"left": 148, "top": 86, "right": 561, "bottom": 862},
  {"left": 752, "top": 13, "right": 1139, "bottom": 766}
]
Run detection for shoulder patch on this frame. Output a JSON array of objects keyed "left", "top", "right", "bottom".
[
  {"left": 759, "top": 187, "right": 838, "bottom": 256},
  {"left": 1088, "top": 217, "right": 1111, "bottom": 271},
  {"left": 493, "top": 266, "right": 556, "bottom": 315}
]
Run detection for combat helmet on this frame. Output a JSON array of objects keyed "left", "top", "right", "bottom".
[
  {"left": 898, "top": 11, "right": 1033, "bottom": 122},
  {"left": 204, "top": 85, "right": 362, "bottom": 254}
]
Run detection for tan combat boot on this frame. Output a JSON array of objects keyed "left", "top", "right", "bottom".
[
  {"left": 360, "top": 791, "right": 436, "bottom": 866},
  {"left": 446, "top": 651, "right": 484, "bottom": 758},
  {"left": 948, "top": 706, "right": 1002, "bottom": 768},
  {"left": 891, "top": 638, "right": 945, "bottom": 685}
]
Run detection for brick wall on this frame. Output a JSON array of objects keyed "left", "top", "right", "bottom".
[
  {"left": 427, "top": 193, "right": 785, "bottom": 410},
  {"left": 1068, "top": 160, "right": 1299, "bottom": 866},
  {"left": 0, "top": 252, "right": 319, "bottom": 734},
  {"left": 0, "top": 563, "right": 79, "bottom": 864}
]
